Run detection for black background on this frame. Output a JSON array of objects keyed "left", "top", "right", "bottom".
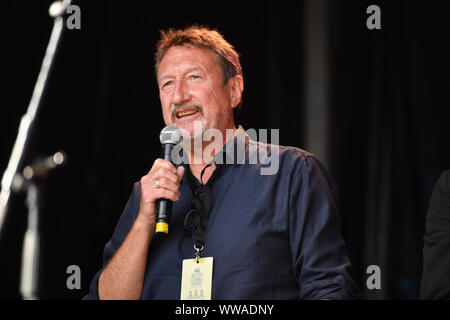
[{"left": 1, "top": 0, "right": 449, "bottom": 299}]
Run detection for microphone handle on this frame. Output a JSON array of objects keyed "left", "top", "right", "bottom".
[{"left": 155, "top": 143, "right": 175, "bottom": 234}]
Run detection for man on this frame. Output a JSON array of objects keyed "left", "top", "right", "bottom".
[{"left": 84, "top": 25, "right": 359, "bottom": 300}]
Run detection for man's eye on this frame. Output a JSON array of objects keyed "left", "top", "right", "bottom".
[
  {"left": 162, "top": 80, "right": 173, "bottom": 88},
  {"left": 189, "top": 75, "right": 200, "bottom": 80}
]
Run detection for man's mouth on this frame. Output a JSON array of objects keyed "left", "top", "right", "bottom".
[{"left": 175, "top": 109, "right": 199, "bottom": 119}]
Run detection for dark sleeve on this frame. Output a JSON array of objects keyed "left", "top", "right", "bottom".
[
  {"left": 82, "top": 182, "right": 141, "bottom": 300},
  {"left": 421, "top": 170, "right": 450, "bottom": 299},
  {"left": 289, "top": 155, "right": 360, "bottom": 299}
]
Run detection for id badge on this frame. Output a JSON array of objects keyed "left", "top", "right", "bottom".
[{"left": 180, "top": 257, "right": 213, "bottom": 300}]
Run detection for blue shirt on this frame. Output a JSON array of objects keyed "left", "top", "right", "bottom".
[{"left": 84, "top": 127, "right": 359, "bottom": 299}]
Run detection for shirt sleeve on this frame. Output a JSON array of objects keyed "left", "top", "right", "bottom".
[
  {"left": 82, "top": 182, "right": 141, "bottom": 300},
  {"left": 421, "top": 170, "right": 450, "bottom": 299},
  {"left": 288, "top": 155, "right": 360, "bottom": 299}
]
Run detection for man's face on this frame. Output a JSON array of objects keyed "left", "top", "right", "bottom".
[{"left": 157, "top": 45, "right": 240, "bottom": 140}]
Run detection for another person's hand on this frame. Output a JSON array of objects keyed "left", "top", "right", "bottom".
[{"left": 136, "top": 159, "right": 185, "bottom": 228}]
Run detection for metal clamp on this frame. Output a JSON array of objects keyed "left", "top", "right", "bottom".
[{"left": 194, "top": 244, "right": 203, "bottom": 263}]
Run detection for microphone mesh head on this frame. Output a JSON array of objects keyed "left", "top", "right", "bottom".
[{"left": 160, "top": 125, "right": 183, "bottom": 145}]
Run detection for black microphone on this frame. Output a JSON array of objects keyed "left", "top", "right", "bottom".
[{"left": 155, "top": 125, "right": 183, "bottom": 234}]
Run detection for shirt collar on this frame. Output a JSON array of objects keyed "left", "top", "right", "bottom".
[
  {"left": 212, "top": 125, "right": 248, "bottom": 168},
  {"left": 179, "top": 125, "right": 249, "bottom": 181}
]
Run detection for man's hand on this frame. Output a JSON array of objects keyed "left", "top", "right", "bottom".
[{"left": 136, "top": 158, "right": 185, "bottom": 228}]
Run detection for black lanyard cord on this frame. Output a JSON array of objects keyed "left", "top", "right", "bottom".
[{"left": 184, "top": 162, "right": 214, "bottom": 254}]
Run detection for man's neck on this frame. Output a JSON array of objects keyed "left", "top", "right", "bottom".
[
  {"left": 189, "top": 162, "right": 216, "bottom": 184},
  {"left": 186, "top": 126, "right": 237, "bottom": 183}
]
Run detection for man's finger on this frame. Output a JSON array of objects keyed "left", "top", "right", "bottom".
[{"left": 176, "top": 166, "right": 185, "bottom": 182}]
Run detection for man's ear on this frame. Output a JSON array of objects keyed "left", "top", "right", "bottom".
[{"left": 229, "top": 75, "right": 244, "bottom": 109}]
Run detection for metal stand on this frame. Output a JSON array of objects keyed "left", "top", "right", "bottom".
[
  {"left": 0, "top": 0, "right": 71, "bottom": 238},
  {"left": 0, "top": 0, "right": 71, "bottom": 299},
  {"left": 13, "top": 151, "right": 66, "bottom": 300},
  {"left": 19, "top": 181, "right": 41, "bottom": 300}
]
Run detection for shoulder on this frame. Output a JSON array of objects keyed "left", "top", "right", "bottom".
[
  {"left": 247, "top": 137, "right": 323, "bottom": 173},
  {"left": 428, "top": 170, "right": 450, "bottom": 213},
  {"left": 426, "top": 170, "right": 450, "bottom": 226},
  {"left": 251, "top": 140, "right": 337, "bottom": 199},
  {"left": 435, "top": 170, "right": 450, "bottom": 194},
  {"left": 421, "top": 169, "right": 450, "bottom": 299}
]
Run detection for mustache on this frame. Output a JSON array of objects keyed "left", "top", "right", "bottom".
[{"left": 170, "top": 103, "right": 203, "bottom": 118}]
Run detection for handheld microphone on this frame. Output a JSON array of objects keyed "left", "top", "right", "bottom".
[{"left": 155, "top": 125, "right": 183, "bottom": 234}]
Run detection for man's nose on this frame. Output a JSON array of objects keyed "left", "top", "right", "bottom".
[{"left": 171, "top": 80, "right": 191, "bottom": 105}]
